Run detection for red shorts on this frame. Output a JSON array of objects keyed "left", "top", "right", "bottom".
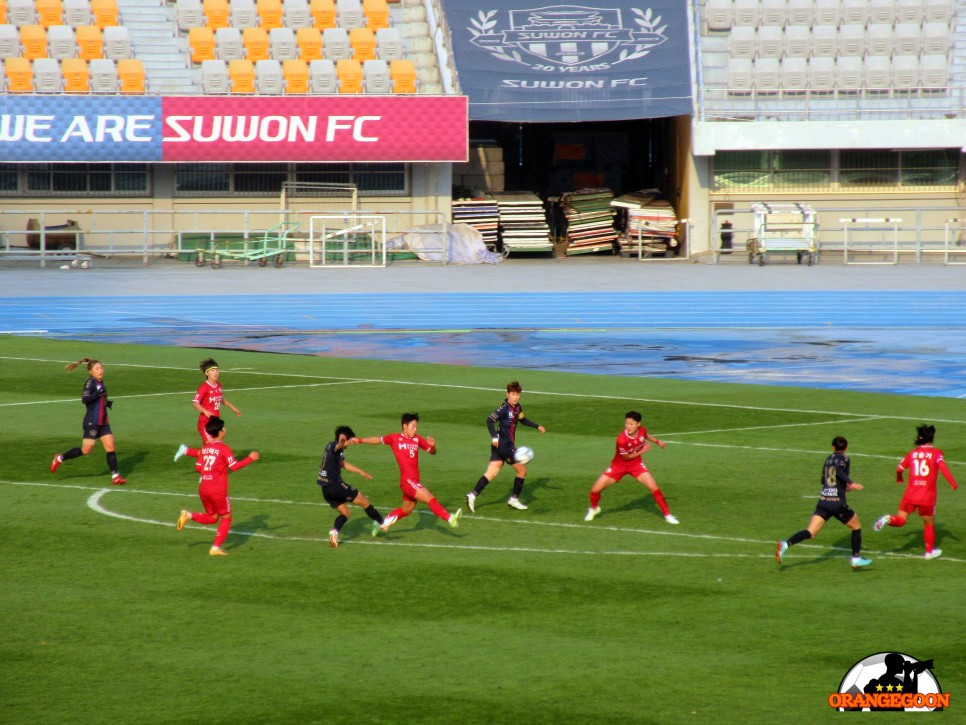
[
  {"left": 900, "top": 497, "right": 935, "bottom": 517},
  {"left": 199, "top": 486, "right": 231, "bottom": 516},
  {"left": 603, "top": 458, "right": 648, "bottom": 481},
  {"left": 399, "top": 478, "right": 425, "bottom": 501}
]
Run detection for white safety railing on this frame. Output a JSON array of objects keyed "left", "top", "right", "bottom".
[{"left": 943, "top": 219, "right": 966, "bottom": 265}]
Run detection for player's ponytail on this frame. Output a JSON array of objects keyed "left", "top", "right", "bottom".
[{"left": 65, "top": 357, "right": 95, "bottom": 372}]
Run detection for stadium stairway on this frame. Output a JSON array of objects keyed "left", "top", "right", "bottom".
[{"left": 115, "top": 0, "right": 194, "bottom": 94}]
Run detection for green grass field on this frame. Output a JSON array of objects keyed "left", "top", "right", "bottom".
[{"left": 2, "top": 336, "right": 963, "bottom": 724}]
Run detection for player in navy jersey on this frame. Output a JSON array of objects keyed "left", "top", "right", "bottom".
[
  {"left": 50, "top": 357, "right": 126, "bottom": 485},
  {"left": 776, "top": 436, "right": 872, "bottom": 570},
  {"left": 465, "top": 381, "right": 545, "bottom": 512},
  {"left": 317, "top": 425, "right": 386, "bottom": 548}
]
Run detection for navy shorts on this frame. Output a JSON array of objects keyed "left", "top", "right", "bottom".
[
  {"left": 320, "top": 481, "right": 359, "bottom": 509},
  {"left": 489, "top": 443, "right": 515, "bottom": 465},
  {"left": 83, "top": 422, "right": 112, "bottom": 440},
  {"left": 814, "top": 501, "right": 856, "bottom": 525}
]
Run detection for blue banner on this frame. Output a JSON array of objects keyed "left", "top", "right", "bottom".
[{"left": 441, "top": 1, "right": 694, "bottom": 122}]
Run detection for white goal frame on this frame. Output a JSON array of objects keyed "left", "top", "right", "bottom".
[{"left": 308, "top": 214, "right": 387, "bottom": 268}]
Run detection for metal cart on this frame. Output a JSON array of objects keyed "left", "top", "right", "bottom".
[
  {"left": 746, "top": 202, "right": 817, "bottom": 266},
  {"left": 196, "top": 221, "right": 301, "bottom": 269}
]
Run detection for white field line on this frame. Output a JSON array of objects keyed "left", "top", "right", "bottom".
[
  {"left": 3, "top": 354, "right": 966, "bottom": 425},
  {"left": 3, "top": 479, "right": 957, "bottom": 562},
  {"left": 662, "top": 416, "right": 887, "bottom": 437}
]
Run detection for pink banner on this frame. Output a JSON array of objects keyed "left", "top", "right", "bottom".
[{"left": 161, "top": 96, "right": 467, "bottom": 162}]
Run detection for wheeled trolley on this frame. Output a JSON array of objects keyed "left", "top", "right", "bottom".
[
  {"left": 746, "top": 202, "right": 817, "bottom": 266},
  {"left": 196, "top": 221, "right": 301, "bottom": 269}
]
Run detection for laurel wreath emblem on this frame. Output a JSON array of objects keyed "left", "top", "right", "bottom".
[{"left": 618, "top": 8, "right": 667, "bottom": 62}]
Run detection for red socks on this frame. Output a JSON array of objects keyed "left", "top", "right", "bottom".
[
  {"left": 427, "top": 498, "right": 449, "bottom": 521},
  {"left": 388, "top": 507, "right": 408, "bottom": 521},
  {"left": 652, "top": 488, "right": 670, "bottom": 516},
  {"left": 590, "top": 492, "right": 601, "bottom": 508},
  {"left": 924, "top": 523, "right": 935, "bottom": 553},
  {"left": 213, "top": 516, "right": 231, "bottom": 547}
]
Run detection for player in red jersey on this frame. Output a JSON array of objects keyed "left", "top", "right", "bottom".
[
  {"left": 584, "top": 411, "right": 678, "bottom": 525},
  {"left": 874, "top": 425, "right": 958, "bottom": 560},
  {"left": 352, "top": 412, "right": 462, "bottom": 533},
  {"left": 50, "top": 357, "right": 126, "bottom": 485},
  {"left": 174, "top": 417, "right": 259, "bottom": 556},
  {"left": 192, "top": 358, "right": 241, "bottom": 443}
]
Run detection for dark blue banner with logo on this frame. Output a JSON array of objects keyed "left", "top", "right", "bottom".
[{"left": 441, "top": 1, "right": 693, "bottom": 122}]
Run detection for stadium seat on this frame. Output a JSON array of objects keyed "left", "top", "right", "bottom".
[
  {"left": 375, "top": 27, "right": 402, "bottom": 60},
  {"left": 896, "top": 0, "right": 923, "bottom": 25},
  {"left": 102, "top": 25, "right": 131, "bottom": 59},
  {"left": 284, "top": 0, "right": 311, "bottom": 29},
  {"left": 243, "top": 26, "right": 270, "bottom": 61},
  {"left": 725, "top": 57, "right": 752, "bottom": 95},
  {"left": 0, "top": 24, "right": 19, "bottom": 58},
  {"left": 4, "top": 55, "right": 31, "bottom": 91},
  {"left": 336, "top": 57, "right": 361, "bottom": 92},
  {"left": 758, "top": 0, "right": 784, "bottom": 27},
  {"left": 362, "top": 0, "right": 389, "bottom": 31},
  {"left": 63, "top": 0, "right": 91, "bottom": 27},
  {"left": 810, "top": 25, "right": 836, "bottom": 58},
  {"left": 728, "top": 25, "right": 755, "bottom": 59},
  {"left": 175, "top": 0, "right": 203, "bottom": 31},
  {"left": 47, "top": 24, "right": 77, "bottom": 59},
  {"left": 892, "top": 24, "right": 920, "bottom": 57},
  {"left": 215, "top": 27, "right": 244, "bottom": 60},
  {"left": 835, "top": 56, "right": 862, "bottom": 94},
  {"left": 88, "top": 56, "right": 117, "bottom": 91},
  {"left": 337, "top": 0, "right": 364, "bottom": 29},
  {"left": 924, "top": 0, "right": 953, "bottom": 24},
  {"left": 90, "top": 0, "right": 117, "bottom": 30},
  {"left": 922, "top": 23, "right": 950, "bottom": 57},
  {"left": 865, "top": 23, "right": 894, "bottom": 57},
  {"left": 62, "top": 56, "right": 89, "bottom": 92},
  {"left": 309, "top": 0, "right": 336, "bottom": 30},
  {"left": 784, "top": 0, "right": 811, "bottom": 28},
  {"left": 200, "top": 57, "right": 228, "bottom": 92},
  {"left": 812, "top": 0, "right": 839, "bottom": 27},
  {"left": 282, "top": 57, "right": 308, "bottom": 92},
  {"left": 228, "top": 58, "right": 255, "bottom": 92},
  {"left": 75, "top": 23, "right": 102, "bottom": 59},
  {"left": 808, "top": 56, "right": 835, "bottom": 94},
  {"left": 269, "top": 27, "right": 298, "bottom": 60},
  {"left": 203, "top": 0, "right": 229, "bottom": 30},
  {"left": 389, "top": 57, "right": 414, "bottom": 93},
  {"left": 189, "top": 26, "right": 216, "bottom": 62},
  {"left": 349, "top": 27, "right": 375, "bottom": 61},
  {"left": 33, "top": 56, "right": 62, "bottom": 91},
  {"left": 920, "top": 54, "right": 949, "bottom": 91},
  {"left": 20, "top": 25, "right": 47, "bottom": 60},
  {"left": 704, "top": 0, "right": 731, "bottom": 31},
  {"left": 891, "top": 55, "right": 919, "bottom": 92},
  {"left": 837, "top": 25, "right": 865, "bottom": 58},
  {"left": 308, "top": 57, "right": 336, "bottom": 92},
  {"left": 783, "top": 25, "right": 809, "bottom": 59},
  {"left": 295, "top": 26, "right": 322, "bottom": 60},
  {"left": 868, "top": 0, "right": 896, "bottom": 26},
  {"left": 732, "top": 0, "right": 758, "bottom": 27},
  {"left": 753, "top": 57, "right": 780, "bottom": 94},
  {"left": 117, "top": 58, "right": 144, "bottom": 93},
  {"left": 840, "top": 0, "right": 867, "bottom": 26},
  {"left": 362, "top": 57, "right": 389, "bottom": 92},
  {"left": 756, "top": 26, "right": 782, "bottom": 59},
  {"left": 864, "top": 56, "right": 891, "bottom": 94},
  {"left": 255, "top": 58, "right": 283, "bottom": 93},
  {"left": 322, "top": 26, "right": 349, "bottom": 59},
  {"left": 6, "top": 0, "right": 36, "bottom": 26},
  {"left": 780, "top": 57, "right": 807, "bottom": 94},
  {"left": 230, "top": 0, "right": 258, "bottom": 29},
  {"left": 36, "top": 0, "right": 63, "bottom": 29},
  {"left": 257, "top": 0, "right": 284, "bottom": 30}
]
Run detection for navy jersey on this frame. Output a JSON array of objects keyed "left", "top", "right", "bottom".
[
  {"left": 819, "top": 451, "right": 853, "bottom": 504},
  {"left": 317, "top": 440, "right": 344, "bottom": 487},
  {"left": 81, "top": 375, "right": 109, "bottom": 427},
  {"left": 486, "top": 399, "right": 540, "bottom": 446}
]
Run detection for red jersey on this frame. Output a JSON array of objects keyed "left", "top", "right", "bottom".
[
  {"left": 611, "top": 427, "right": 649, "bottom": 467},
  {"left": 897, "top": 445, "right": 958, "bottom": 506},
  {"left": 186, "top": 441, "right": 252, "bottom": 493},
  {"left": 193, "top": 380, "right": 223, "bottom": 424},
  {"left": 381, "top": 432, "right": 434, "bottom": 482}
]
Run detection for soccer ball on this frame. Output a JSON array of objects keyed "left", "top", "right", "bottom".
[{"left": 514, "top": 446, "right": 534, "bottom": 464}]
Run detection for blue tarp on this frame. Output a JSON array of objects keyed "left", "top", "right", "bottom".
[{"left": 441, "top": 1, "right": 694, "bottom": 122}]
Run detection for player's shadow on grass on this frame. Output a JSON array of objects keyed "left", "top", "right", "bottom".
[
  {"left": 876, "top": 524, "right": 959, "bottom": 556},
  {"left": 381, "top": 509, "right": 465, "bottom": 538},
  {"left": 472, "top": 477, "right": 555, "bottom": 512},
  {"left": 603, "top": 497, "right": 667, "bottom": 522},
  {"left": 224, "top": 513, "right": 279, "bottom": 550},
  {"left": 777, "top": 547, "right": 856, "bottom": 571}
]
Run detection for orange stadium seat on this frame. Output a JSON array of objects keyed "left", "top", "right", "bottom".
[
  {"left": 389, "top": 58, "right": 415, "bottom": 93},
  {"left": 62, "top": 57, "right": 90, "bottom": 92},
  {"left": 0, "top": 2, "right": 6, "bottom": 24},
  {"left": 20, "top": 25, "right": 47, "bottom": 60},
  {"left": 5, "top": 56, "right": 32, "bottom": 92},
  {"left": 243, "top": 26, "right": 270, "bottom": 61},
  {"left": 75, "top": 24, "right": 102, "bottom": 59},
  {"left": 309, "top": 0, "right": 336, "bottom": 30},
  {"left": 257, "top": 0, "right": 283, "bottom": 30},
  {"left": 296, "top": 26, "right": 322, "bottom": 61},
  {"left": 90, "top": 0, "right": 117, "bottom": 29},
  {"left": 36, "top": 0, "right": 64, "bottom": 28},
  {"left": 117, "top": 57, "right": 144, "bottom": 92},
  {"left": 228, "top": 58, "right": 254, "bottom": 92},
  {"left": 336, "top": 58, "right": 361, "bottom": 93},
  {"left": 189, "top": 26, "right": 215, "bottom": 63},
  {"left": 283, "top": 58, "right": 308, "bottom": 93},
  {"left": 203, "top": 0, "right": 229, "bottom": 30},
  {"left": 362, "top": 0, "right": 389, "bottom": 31},
  {"left": 349, "top": 27, "right": 375, "bottom": 61}
]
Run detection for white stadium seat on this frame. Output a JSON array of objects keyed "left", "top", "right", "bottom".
[
  {"left": 759, "top": 0, "right": 785, "bottom": 27},
  {"left": 924, "top": 0, "right": 954, "bottom": 25},
  {"left": 284, "top": 0, "right": 312, "bottom": 29},
  {"left": 892, "top": 55, "right": 919, "bottom": 91},
  {"left": 893, "top": 24, "right": 921, "bottom": 57},
  {"left": 230, "top": 0, "right": 259, "bottom": 29},
  {"left": 64, "top": 0, "right": 93, "bottom": 27},
  {"left": 103, "top": 26, "right": 132, "bottom": 60},
  {"left": 835, "top": 56, "right": 863, "bottom": 94},
  {"left": 363, "top": 58, "right": 391, "bottom": 93},
  {"left": 837, "top": 25, "right": 865, "bottom": 58},
  {"left": 0, "top": 25, "right": 20, "bottom": 59},
  {"left": 922, "top": 23, "right": 950, "bottom": 57},
  {"left": 309, "top": 58, "right": 338, "bottom": 93},
  {"left": 255, "top": 59, "right": 284, "bottom": 94},
  {"left": 375, "top": 28, "right": 403, "bottom": 60},
  {"left": 784, "top": 25, "right": 810, "bottom": 58},
  {"left": 175, "top": 0, "right": 204, "bottom": 31},
  {"left": 813, "top": 0, "right": 840, "bottom": 27},
  {"left": 47, "top": 25, "right": 78, "bottom": 60},
  {"left": 726, "top": 57, "right": 753, "bottom": 95},
  {"left": 89, "top": 57, "right": 118, "bottom": 92},
  {"left": 785, "top": 0, "right": 812, "bottom": 27},
  {"left": 269, "top": 27, "right": 299, "bottom": 61},
  {"left": 33, "top": 57, "right": 63, "bottom": 93},
  {"left": 920, "top": 54, "right": 949, "bottom": 91},
  {"left": 336, "top": 0, "right": 364, "bottom": 29},
  {"left": 780, "top": 57, "right": 807, "bottom": 93},
  {"left": 732, "top": 0, "right": 759, "bottom": 27},
  {"left": 756, "top": 26, "right": 783, "bottom": 59},
  {"left": 896, "top": 0, "right": 923, "bottom": 25},
  {"left": 840, "top": 0, "right": 868, "bottom": 26},
  {"left": 705, "top": 0, "right": 732, "bottom": 32},
  {"left": 322, "top": 27, "right": 350, "bottom": 60},
  {"left": 868, "top": 0, "right": 897, "bottom": 26},
  {"left": 215, "top": 27, "right": 245, "bottom": 60},
  {"left": 808, "top": 56, "right": 836, "bottom": 94},
  {"left": 865, "top": 24, "right": 893, "bottom": 57},
  {"left": 729, "top": 25, "right": 756, "bottom": 59},
  {"left": 810, "top": 25, "right": 837, "bottom": 58},
  {"left": 200, "top": 58, "right": 230, "bottom": 93},
  {"left": 753, "top": 57, "right": 780, "bottom": 94},
  {"left": 864, "top": 56, "right": 891, "bottom": 94}
]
